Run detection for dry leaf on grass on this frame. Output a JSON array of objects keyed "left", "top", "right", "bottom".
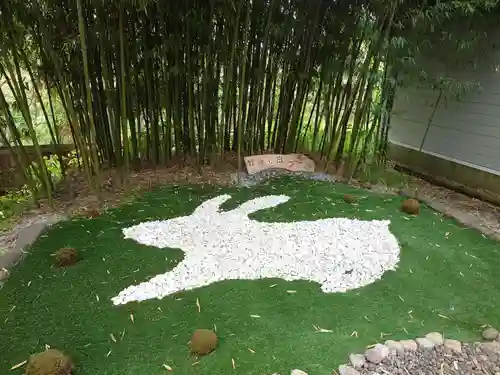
[
  {"left": 162, "top": 364, "right": 173, "bottom": 371},
  {"left": 10, "top": 360, "right": 27, "bottom": 370}
]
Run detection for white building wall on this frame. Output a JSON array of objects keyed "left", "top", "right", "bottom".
[{"left": 389, "top": 66, "right": 500, "bottom": 176}]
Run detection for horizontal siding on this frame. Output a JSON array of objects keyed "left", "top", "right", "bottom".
[
  {"left": 422, "top": 126, "right": 500, "bottom": 172},
  {"left": 389, "top": 67, "right": 500, "bottom": 176},
  {"left": 389, "top": 118, "right": 428, "bottom": 149}
]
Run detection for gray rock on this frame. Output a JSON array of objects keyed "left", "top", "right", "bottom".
[
  {"left": 480, "top": 341, "right": 500, "bottom": 354},
  {"left": 349, "top": 353, "right": 366, "bottom": 369},
  {"left": 385, "top": 340, "right": 404, "bottom": 355},
  {"left": 416, "top": 337, "right": 435, "bottom": 350},
  {"left": 364, "top": 344, "right": 389, "bottom": 364},
  {"left": 483, "top": 327, "right": 500, "bottom": 341},
  {"left": 338, "top": 365, "right": 361, "bottom": 375},
  {"left": 400, "top": 339, "right": 418, "bottom": 352},
  {"left": 425, "top": 332, "right": 444, "bottom": 346},
  {"left": 443, "top": 339, "right": 462, "bottom": 353},
  {"left": 290, "top": 370, "right": 308, "bottom": 375}
]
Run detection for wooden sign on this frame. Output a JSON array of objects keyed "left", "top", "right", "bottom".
[{"left": 244, "top": 153, "right": 315, "bottom": 175}]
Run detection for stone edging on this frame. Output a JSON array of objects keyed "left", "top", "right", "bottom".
[
  {"left": 415, "top": 193, "right": 500, "bottom": 242},
  {"left": 336, "top": 328, "right": 500, "bottom": 375},
  {"left": 0, "top": 214, "right": 67, "bottom": 283}
]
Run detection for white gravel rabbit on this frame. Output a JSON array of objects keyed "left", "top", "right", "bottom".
[{"left": 112, "top": 194, "right": 400, "bottom": 305}]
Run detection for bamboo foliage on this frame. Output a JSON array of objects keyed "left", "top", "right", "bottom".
[{"left": 0, "top": 0, "right": 498, "bottom": 199}]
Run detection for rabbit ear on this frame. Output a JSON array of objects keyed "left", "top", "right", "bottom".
[
  {"left": 228, "top": 195, "right": 290, "bottom": 217},
  {"left": 192, "top": 194, "right": 232, "bottom": 217}
]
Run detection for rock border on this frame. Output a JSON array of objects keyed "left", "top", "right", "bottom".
[{"left": 335, "top": 328, "right": 500, "bottom": 375}]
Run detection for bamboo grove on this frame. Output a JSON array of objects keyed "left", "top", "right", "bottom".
[{"left": 0, "top": 0, "right": 499, "bottom": 202}]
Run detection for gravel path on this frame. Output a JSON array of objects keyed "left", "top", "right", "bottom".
[
  {"left": 231, "top": 169, "right": 337, "bottom": 187},
  {"left": 358, "top": 342, "right": 500, "bottom": 375}
]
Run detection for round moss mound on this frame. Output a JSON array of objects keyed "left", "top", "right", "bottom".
[
  {"left": 190, "top": 329, "right": 218, "bottom": 355},
  {"left": 25, "top": 349, "right": 73, "bottom": 375},
  {"left": 343, "top": 194, "right": 357, "bottom": 204},
  {"left": 401, "top": 198, "right": 420, "bottom": 215},
  {"left": 54, "top": 248, "right": 79, "bottom": 268}
]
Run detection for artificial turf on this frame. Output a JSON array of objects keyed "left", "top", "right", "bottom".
[{"left": 1, "top": 177, "right": 500, "bottom": 375}]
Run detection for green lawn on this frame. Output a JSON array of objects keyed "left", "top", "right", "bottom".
[{"left": 1, "top": 177, "right": 499, "bottom": 375}]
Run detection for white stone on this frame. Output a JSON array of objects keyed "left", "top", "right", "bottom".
[
  {"left": 111, "top": 194, "right": 401, "bottom": 305},
  {"left": 290, "top": 370, "right": 308, "bottom": 375},
  {"left": 400, "top": 339, "right": 418, "bottom": 352},
  {"left": 349, "top": 353, "right": 366, "bottom": 368},
  {"left": 0, "top": 268, "right": 9, "bottom": 281},
  {"left": 338, "top": 365, "right": 361, "bottom": 375},
  {"left": 425, "top": 332, "right": 444, "bottom": 346},
  {"left": 385, "top": 340, "right": 404, "bottom": 355},
  {"left": 443, "top": 339, "right": 462, "bottom": 353},
  {"left": 365, "top": 344, "right": 389, "bottom": 364},
  {"left": 416, "top": 337, "right": 435, "bottom": 350}
]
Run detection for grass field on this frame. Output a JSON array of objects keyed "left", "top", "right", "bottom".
[{"left": 1, "top": 177, "right": 499, "bottom": 375}]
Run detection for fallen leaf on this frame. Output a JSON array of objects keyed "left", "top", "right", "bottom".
[
  {"left": 286, "top": 290, "right": 297, "bottom": 294},
  {"left": 250, "top": 314, "right": 261, "bottom": 318},
  {"left": 231, "top": 358, "right": 236, "bottom": 369},
  {"left": 130, "top": 314, "right": 135, "bottom": 323},
  {"left": 106, "top": 350, "right": 112, "bottom": 357},
  {"left": 10, "top": 360, "right": 27, "bottom": 370},
  {"left": 316, "top": 328, "right": 333, "bottom": 333},
  {"left": 248, "top": 348, "right": 255, "bottom": 354},
  {"left": 196, "top": 298, "right": 201, "bottom": 313},
  {"left": 110, "top": 333, "right": 117, "bottom": 343}
]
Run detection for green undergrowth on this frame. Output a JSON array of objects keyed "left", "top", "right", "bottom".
[{"left": 1, "top": 177, "right": 499, "bottom": 375}]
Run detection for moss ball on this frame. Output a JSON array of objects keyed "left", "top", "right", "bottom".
[
  {"left": 190, "top": 329, "right": 217, "bottom": 355},
  {"left": 343, "top": 194, "right": 357, "bottom": 204},
  {"left": 54, "top": 248, "right": 79, "bottom": 268},
  {"left": 25, "top": 349, "right": 73, "bottom": 375},
  {"left": 401, "top": 198, "right": 420, "bottom": 215}
]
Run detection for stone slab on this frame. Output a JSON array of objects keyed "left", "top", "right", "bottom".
[{"left": 244, "top": 153, "right": 315, "bottom": 175}]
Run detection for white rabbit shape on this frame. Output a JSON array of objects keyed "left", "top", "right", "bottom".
[{"left": 111, "top": 194, "right": 400, "bottom": 306}]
